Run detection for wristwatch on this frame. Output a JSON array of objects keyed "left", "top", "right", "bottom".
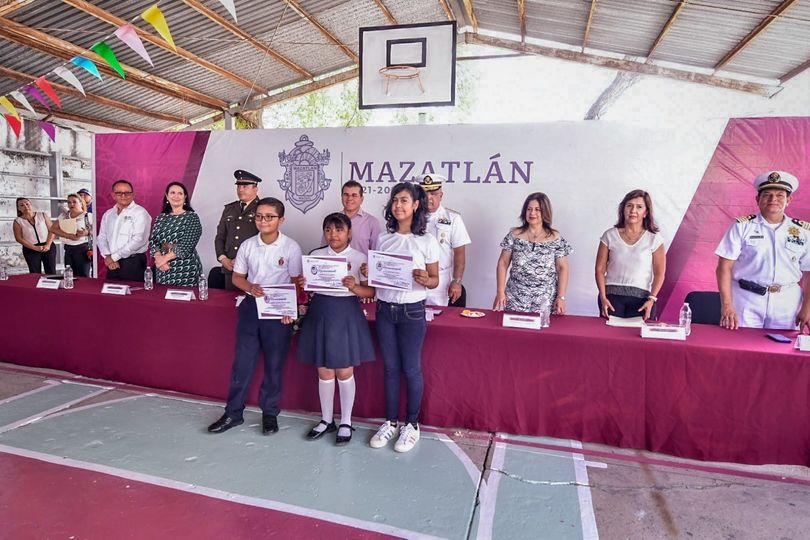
[{"left": 558, "top": 296, "right": 566, "bottom": 301}]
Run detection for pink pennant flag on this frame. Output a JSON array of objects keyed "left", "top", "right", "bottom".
[
  {"left": 37, "top": 120, "right": 56, "bottom": 142},
  {"left": 114, "top": 24, "right": 153, "bottom": 66},
  {"left": 10, "top": 90, "right": 36, "bottom": 114},
  {"left": 4, "top": 114, "right": 22, "bottom": 137},
  {"left": 25, "top": 84, "right": 51, "bottom": 109},
  {"left": 217, "top": 0, "right": 237, "bottom": 22},
  {"left": 53, "top": 66, "right": 85, "bottom": 96},
  {"left": 35, "top": 77, "right": 62, "bottom": 108}
]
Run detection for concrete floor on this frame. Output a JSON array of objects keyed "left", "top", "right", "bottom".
[{"left": 1, "top": 362, "right": 808, "bottom": 539}]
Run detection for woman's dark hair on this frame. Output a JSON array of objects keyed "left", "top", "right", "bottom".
[
  {"left": 257, "top": 197, "right": 285, "bottom": 217},
  {"left": 614, "top": 189, "right": 659, "bottom": 233},
  {"left": 15, "top": 197, "right": 30, "bottom": 217},
  {"left": 383, "top": 182, "right": 428, "bottom": 235},
  {"left": 322, "top": 212, "right": 352, "bottom": 231},
  {"left": 161, "top": 181, "right": 194, "bottom": 214},
  {"left": 518, "top": 192, "right": 557, "bottom": 236}
]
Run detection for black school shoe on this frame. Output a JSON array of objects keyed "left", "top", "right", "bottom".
[
  {"left": 262, "top": 414, "right": 279, "bottom": 434},
  {"left": 306, "top": 420, "right": 337, "bottom": 440},
  {"left": 335, "top": 424, "right": 355, "bottom": 446},
  {"left": 207, "top": 414, "right": 243, "bottom": 434}
]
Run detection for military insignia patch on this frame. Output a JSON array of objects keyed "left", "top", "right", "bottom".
[
  {"left": 438, "top": 217, "right": 451, "bottom": 225},
  {"left": 736, "top": 214, "right": 756, "bottom": 223},
  {"left": 277, "top": 135, "right": 331, "bottom": 214},
  {"left": 792, "top": 218, "right": 810, "bottom": 231}
]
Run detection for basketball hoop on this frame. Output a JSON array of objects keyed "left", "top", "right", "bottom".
[{"left": 379, "top": 65, "right": 425, "bottom": 96}]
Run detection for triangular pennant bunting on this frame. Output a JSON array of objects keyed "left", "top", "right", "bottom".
[
  {"left": 90, "top": 41, "right": 126, "bottom": 79},
  {"left": 25, "top": 84, "right": 50, "bottom": 109},
  {"left": 71, "top": 56, "right": 102, "bottom": 80},
  {"left": 37, "top": 120, "right": 56, "bottom": 142},
  {"left": 0, "top": 96, "right": 20, "bottom": 120},
  {"left": 10, "top": 91, "right": 36, "bottom": 114},
  {"left": 35, "top": 77, "right": 62, "bottom": 108},
  {"left": 141, "top": 4, "right": 175, "bottom": 51},
  {"left": 216, "top": 0, "right": 237, "bottom": 22},
  {"left": 53, "top": 66, "right": 85, "bottom": 96},
  {"left": 114, "top": 24, "right": 153, "bottom": 67},
  {"left": 4, "top": 114, "right": 22, "bottom": 137}
]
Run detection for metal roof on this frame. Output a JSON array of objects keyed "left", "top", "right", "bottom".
[{"left": 1, "top": 0, "right": 808, "bottom": 132}]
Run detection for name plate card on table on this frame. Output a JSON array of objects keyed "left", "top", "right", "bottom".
[
  {"left": 641, "top": 322, "right": 685, "bottom": 341},
  {"left": 101, "top": 283, "right": 131, "bottom": 295},
  {"left": 368, "top": 250, "right": 413, "bottom": 291},
  {"left": 302, "top": 255, "right": 348, "bottom": 292},
  {"left": 255, "top": 283, "right": 297, "bottom": 319},
  {"left": 502, "top": 313, "right": 542, "bottom": 330},
  {"left": 796, "top": 335, "right": 810, "bottom": 351},
  {"left": 36, "top": 277, "right": 61, "bottom": 289},
  {"left": 165, "top": 289, "right": 196, "bottom": 301}
]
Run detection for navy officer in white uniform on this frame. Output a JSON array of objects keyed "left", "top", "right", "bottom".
[
  {"left": 419, "top": 174, "right": 471, "bottom": 306},
  {"left": 715, "top": 170, "right": 810, "bottom": 330}
]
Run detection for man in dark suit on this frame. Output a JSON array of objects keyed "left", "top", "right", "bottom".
[{"left": 214, "top": 170, "right": 261, "bottom": 290}]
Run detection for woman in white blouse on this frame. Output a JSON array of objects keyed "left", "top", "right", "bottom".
[
  {"left": 13, "top": 197, "right": 56, "bottom": 274},
  {"left": 595, "top": 190, "right": 666, "bottom": 320}
]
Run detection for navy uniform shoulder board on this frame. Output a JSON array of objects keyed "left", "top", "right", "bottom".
[
  {"left": 735, "top": 214, "right": 756, "bottom": 223},
  {"left": 792, "top": 218, "right": 810, "bottom": 231}
]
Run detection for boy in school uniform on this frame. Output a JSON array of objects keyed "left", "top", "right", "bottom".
[{"left": 207, "top": 197, "right": 303, "bottom": 435}]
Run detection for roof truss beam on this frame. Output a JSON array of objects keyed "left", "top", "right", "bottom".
[
  {"left": 282, "top": 0, "right": 358, "bottom": 63},
  {"left": 517, "top": 0, "right": 526, "bottom": 44},
  {"left": 372, "top": 0, "right": 397, "bottom": 25},
  {"left": 181, "top": 0, "right": 313, "bottom": 79},
  {"left": 714, "top": 0, "right": 799, "bottom": 70},
  {"left": 438, "top": 0, "right": 455, "bottom": 21},
  {"left": 646, "top": 0, "right": 687, "bottom": 60},
  {"left": 60, "top": 0, "right": 269, "bottom": 94},
  {"left": 0, "top": 17, "right": 228, "bottom": 110},
  {"left": 582, "top": 0, "right": 597, "bottom": 51},
  {"left": 465, "top": 32, "right": 776, "bottom": 97},
  {"left": 461, "top": 0, "right": 478, "bottom": 33},
  {"left": 0, "top": 0, "right": 33, "bottom": 17},
  {"left": 30, "top": 105, "right": 142, "bottom": 132},
  {"left": 780, "top": 56, "right": 810, "bottom": 83}
]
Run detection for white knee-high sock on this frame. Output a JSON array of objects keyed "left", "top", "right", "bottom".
[
  {"left": 319, "top": 378, "right": 335, "bottom": 424},
  {"left": 337, "top": 376, "right": 356, "bottom": 426}
]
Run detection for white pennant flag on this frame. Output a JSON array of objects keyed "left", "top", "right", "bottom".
[
  {"left": 10, "top": 90, "right": 36, "bottom": 114},
  {"left": 53, "top": 66, "right": 85, "bottom": 96},
  {"left": 217, "top": 0, "right": 237, "bottom": 22}
]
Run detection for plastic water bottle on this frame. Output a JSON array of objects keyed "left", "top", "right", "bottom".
[
  {"left": 144, "top": 267, "right": 154, "bottom": 290},
  {"left": 198, "top": 274, "right": 208, "bottom": 301},
  {"left": 0, "top": 265, "right": 8, "bottom": 281},
  {"left": 679, "top": 302, "right": 692, "bottom": 336},
  {"left": 540, "top": 303, "right": 551, "bottom": 328},
  {"left": 63, "top": 265, "right": 74, "bottom": 289}
]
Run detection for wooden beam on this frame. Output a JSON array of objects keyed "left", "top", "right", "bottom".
[
  {"left": 181, "top": 0, "right": 313, "bottom": 79},
  {"left": 0, "top": 17, "right": 228, "bottom": 110},
  {"left": 780, "top": 56, "right": 810, "bottom": 83},
  {"left": 29, "top": 105, "right": 143, "bottom": 132},
  {"left": 714, "top": 0, "right": 799, "bottom": 70},
  {"left": 283, "top": 0, "right": 358, "bottom": 62},
  {"left": 461, "top": 0, "right": 478, "bottom": 33},
  {"left": 372, "top": 0, "right": 397, "bottom": 25},
  {"left": 517, "top": 0, "right": 526, "bottom": 45},
  {"left": 438, "top": 0, "right": 454, "bottom": 21},
  {"left": 582, "top": 0, "right": 597, "bottom": 51},
  {"left": 0, "top": 65, "right": 186, "bottom": 125},
  {"left": 0, "top": 0, "right": 33, "bottom": 16},
  {"left": 465, "top": 32, "right": 776, "bottom": 96},
  {"left": 646, "top": 0, "right": 687, "bottom": 60},
  {"left": 59, "top": 0, "right": 269, "bottom": 94}
]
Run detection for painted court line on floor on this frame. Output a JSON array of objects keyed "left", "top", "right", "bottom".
[
  {"left": 572, "top": 440, "right": 599, "bottom": 540},
  {"left": 0, "top": 385, "right": 111, "bottom": 434},
  {"left": 436, "top": 432, "right": 488, "bottom": 490},
  {"left": 41, "top": 395, "right": 145, "bottom": 421},
  {"left": 0, "top": 443, "right": 445, "bottom": 540},
  {"left": 0, "top": 379, "right": 60, "bottom": 405},
  {"left": 475, "top": 437, "right": 507, "bottom": 540}
]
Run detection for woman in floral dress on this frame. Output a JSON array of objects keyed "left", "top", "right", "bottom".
[
  {"left": 493, "top": 192, "right": 572, "bottom": 314},
  {"left": 149, "top": 182, "right": 203, "bottom": 286}
]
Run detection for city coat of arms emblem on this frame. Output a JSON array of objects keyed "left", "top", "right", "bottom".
[{"left": 277, "top": 135, "right": 331, "bottom": 214}]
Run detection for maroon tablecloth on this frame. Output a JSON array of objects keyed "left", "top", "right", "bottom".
[{"left": 1, "top": 274, "right": 808, "bottom": 465}]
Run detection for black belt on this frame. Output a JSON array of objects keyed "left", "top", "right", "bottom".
[{"left": 738, "top": 279, "right": 795, "bottom": 295}]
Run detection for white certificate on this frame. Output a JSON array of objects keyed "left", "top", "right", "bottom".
[
  {"left": 255, "top": 283, "right": 297, "bottom": 319},
  {"left": 302, "top": 255, "right": 348, "bottom": 292},
  {"left": 368, "top": 250, "right": 413, "bottom": 291}
]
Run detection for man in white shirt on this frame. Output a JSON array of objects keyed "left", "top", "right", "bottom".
[
  {"left": 716, "top": 170, "right": 810, "bottom": 330},
  {"left": 419, "top": 174, "right": 471, "bottom": 306},
  {"left": 96, "top": 179, "right": 151, "bottom": 282}
]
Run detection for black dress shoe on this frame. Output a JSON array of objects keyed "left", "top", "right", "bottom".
[
  {"left": 335, "top": 424, "right": 355, "bottom": 446},
  {"left": 262, "top": 414, "right": 279, "bottom": 434},
  {"left": 306, "top": 420, "right": 336, "bottom": 440},
  {"left": 207, "top": 414, "right": 243, "bottom": 434}
]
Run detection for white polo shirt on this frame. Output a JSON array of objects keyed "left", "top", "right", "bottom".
[
  {"left": 375, "top": 231, "right": 440, "bottom": 304},
  {"left": 309, "top": 245, "right": 367, "bottom": 298},
  {"left": 233, "top": 232, "right": 303, "bottom": 286}
]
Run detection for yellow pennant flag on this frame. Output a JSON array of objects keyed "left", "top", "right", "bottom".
[
  {"left": 141, "top": 4, "right": 176, "bottom": 51},
  {"left": 0, "top": 96, "right": 20, "bottom": 120}
]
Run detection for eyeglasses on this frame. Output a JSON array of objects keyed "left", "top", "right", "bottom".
[
  {"left": 255, "top": 214, "right": 280, "bottom": 222},
  {"left": 114, "top": 191, "right": 133, "bottom": 196}
]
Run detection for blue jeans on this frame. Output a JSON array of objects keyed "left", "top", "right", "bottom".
[{"left": 375, "top": 300, "right": 427, "bottom": 425}]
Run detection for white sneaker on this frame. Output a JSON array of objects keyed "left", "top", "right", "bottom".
[
  {"left": 369, "top": 421, "right": 397, "bottom": 448},
  {"left": 394, "top": 423, "right": 420, "bottom": 453}
]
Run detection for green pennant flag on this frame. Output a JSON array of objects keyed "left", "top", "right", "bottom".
[{"left": 90, "top": 41, "right": 125, "bottom": 79}]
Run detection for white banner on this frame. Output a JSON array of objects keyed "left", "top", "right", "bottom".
[{"left": 193, "top": 122, "right": 727, "bottom": 315}]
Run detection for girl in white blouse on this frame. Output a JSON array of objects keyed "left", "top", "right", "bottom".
[{"left": 595, "top": 190, "right": 666, "bottom": 320}]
